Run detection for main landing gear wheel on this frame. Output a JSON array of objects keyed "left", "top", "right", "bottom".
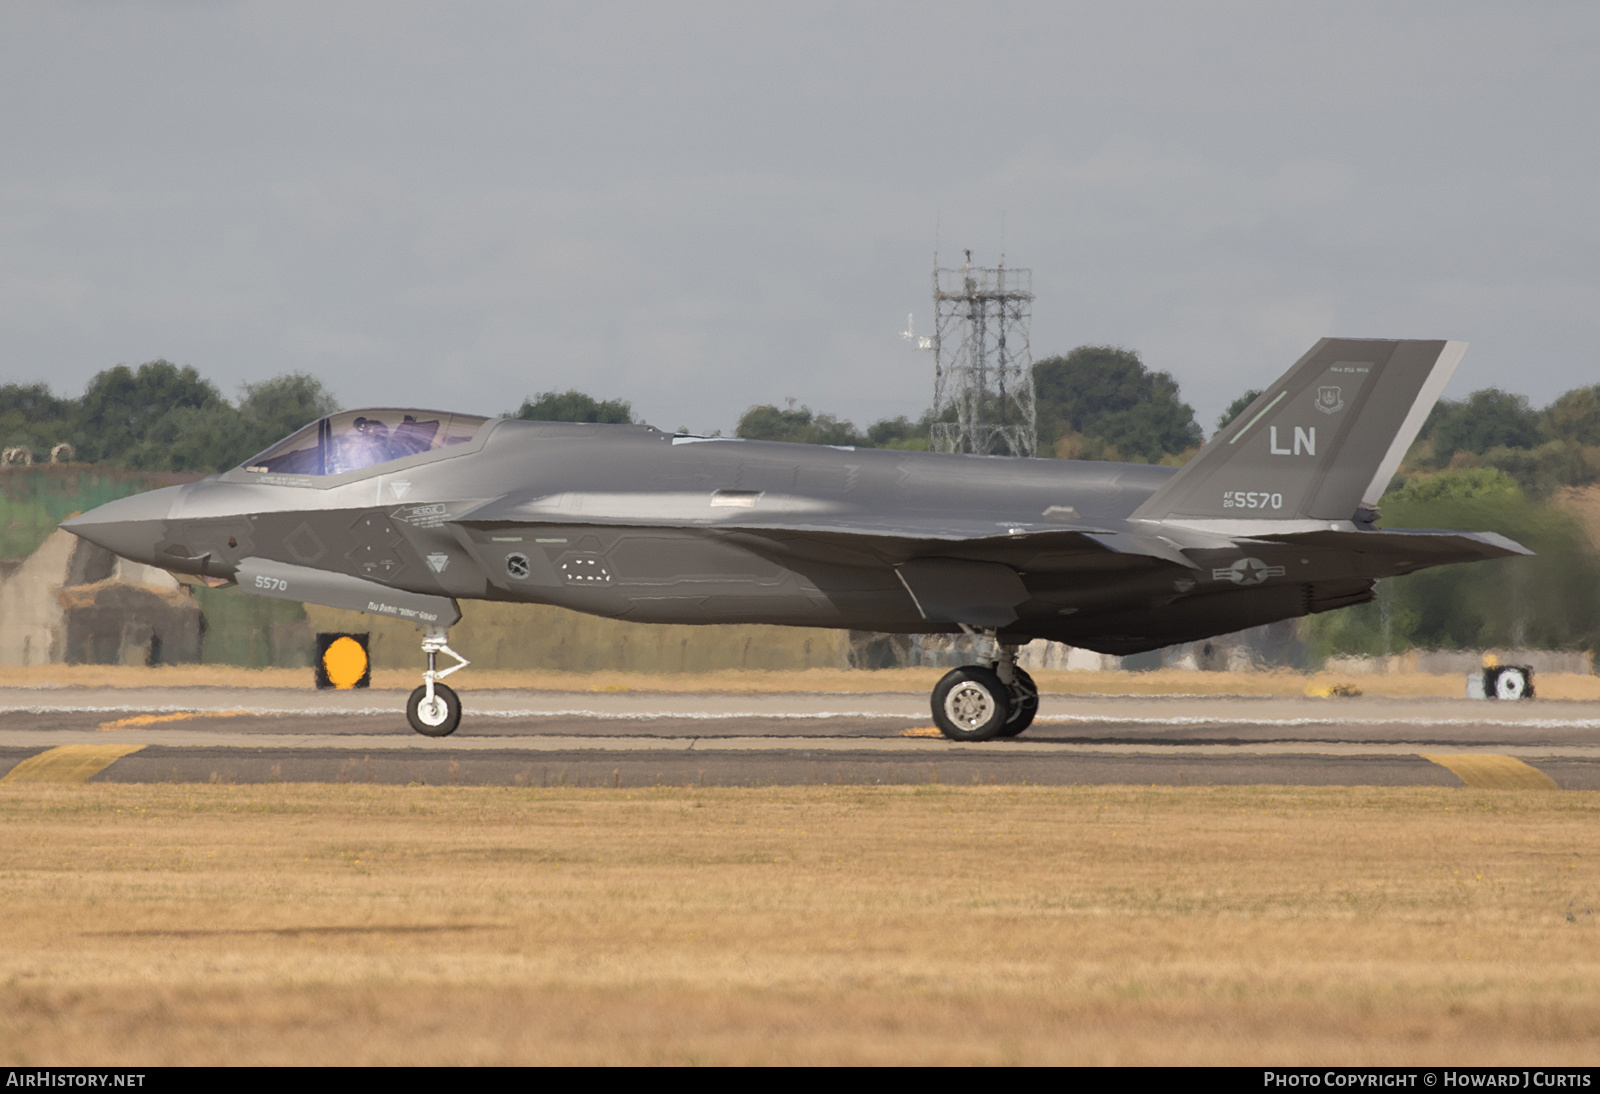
[
  {"left": 931, "top": 666, "right": 1013, "bottom": 742},
  {"left": 407, "top": 682, "right": 461, "bottom": 737},
  {"left": 996, "top": 666, "right": 1038, "bottom": 738}
]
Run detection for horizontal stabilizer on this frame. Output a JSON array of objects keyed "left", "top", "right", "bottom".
[{"left": 1248, "top": 527, "right": 1531, "bottom": 565}]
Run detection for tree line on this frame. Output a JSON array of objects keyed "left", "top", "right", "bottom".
[
  {"left": 728, "top": 345, "right": 1207, "bottom": 463},
  {"left": 520, "top": 349, "right": 1600, "bottom": 503},
  {"left": 0, "top": 361, "right": 339, "bottom": 473},
  {"left": 16, "top": 349, "right": 1594, "bottom": 487}
]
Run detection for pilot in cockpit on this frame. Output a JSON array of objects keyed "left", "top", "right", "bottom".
[{"left": 328, "top": 415, "right": 392, "bottom": 475}]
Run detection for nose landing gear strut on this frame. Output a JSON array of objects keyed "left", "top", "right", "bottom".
[{"left": 406, "top": 627, "right": 470, "bottom": 737}]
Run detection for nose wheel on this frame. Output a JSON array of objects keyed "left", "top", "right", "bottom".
[
  {"left": 406, "top": 628, "right": 469, "bottom": 737},
  {"left": 407, "top": 682, "right": 461, "bottom": 737}
]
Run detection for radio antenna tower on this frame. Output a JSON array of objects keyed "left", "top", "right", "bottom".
[{"left": 928, "top": 251, "right": 1037, "bottom": 457}]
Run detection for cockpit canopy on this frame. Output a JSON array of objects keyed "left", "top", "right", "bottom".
[{"left": 243, "top": 410, "right": 489, "bottom": 476}]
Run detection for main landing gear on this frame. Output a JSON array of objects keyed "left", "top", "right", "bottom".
[
  {"left": 406, "top": 627, "right": 470, "bottom": 737},
  {"left": 930, "top": 639, "right": 1038, "bottom": 742}
]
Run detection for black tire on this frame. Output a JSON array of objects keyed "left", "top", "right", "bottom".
[
  {"left": 1493, "top": 666, "right": 1531, "bottom": 701},
  {"left": 407, "top": 683, "right": 462, "bottom": 737},
  {"left": 931, "top": 666, "right": 1013, "bottom": 742},
  {"left": 997, "top": 667, "right": 1039, "bottom": 737}
]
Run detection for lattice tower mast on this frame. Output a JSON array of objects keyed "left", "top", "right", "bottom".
[{"left": 929, "top": 252, "right": 1037, "bottom": 458}]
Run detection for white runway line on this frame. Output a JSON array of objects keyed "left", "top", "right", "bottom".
[{"left": 9, "top": 702, "right": 1600, "bottom": 730}]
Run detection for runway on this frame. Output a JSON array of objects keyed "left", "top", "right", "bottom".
[{"left": 3, "top": 685, "right": 1599, "bottom": 789}]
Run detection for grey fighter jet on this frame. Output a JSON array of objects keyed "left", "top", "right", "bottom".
[{"left": 63, "top": 338, "right": 1527, "bottom": 740}]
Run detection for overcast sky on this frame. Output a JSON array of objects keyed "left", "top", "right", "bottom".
[{"left": 2, "top": 2, "right": 1597, "bottom": 437}]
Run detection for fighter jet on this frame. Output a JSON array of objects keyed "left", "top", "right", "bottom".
[{"left": 62, "top": 338, "right": 1527, "bottom": 740}]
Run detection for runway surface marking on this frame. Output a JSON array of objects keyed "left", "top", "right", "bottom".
[
  {"left": 1, "top": 744, "right": 146, "bottom": 784},
  {"left": 1421, "top": 753, "right": 1561, "bottom": 790},
  {"left": 901, "top": 727, "right": 941, "bottom": 737},
  {"left": 3, "top": 729, "right": 1599, "bottom": 762},
  {"left": 97, "top": 710, "right": 252, "bottom": 731}
]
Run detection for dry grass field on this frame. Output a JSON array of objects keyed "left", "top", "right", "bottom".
[
  {"left": 1, "top": 782, "right": 1597, "bottom": 1065},
  {"left": 6, "top": 662, "right": 1600, "bottom": 699}
]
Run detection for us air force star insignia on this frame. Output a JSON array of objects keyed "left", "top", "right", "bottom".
[
  {"left": 1212, "top": 557, "right": 1287, "bottom": 586},
  {"left": 1315, "top": 386, "right": 1345, "bottom": 415},
  {"left": 426, "top": 553, "right": 450, "bottom": 573}
]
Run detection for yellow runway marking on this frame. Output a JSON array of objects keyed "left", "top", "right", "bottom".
[
  {"left": 900, "top": 727, "right": 942, "bottom": 738},
  {"left": 1, "top": 744, "right": 146, "bottom": 784},
  {"left": 1421, "top": 753, "right": 1560, "bottom": 790},
  {"left": 97, "top": 710, "right": 251, "bottom": 731}
]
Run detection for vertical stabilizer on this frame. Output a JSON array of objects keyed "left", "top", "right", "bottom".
[{"left": 1132, "top": 338, "right": 1465, "bottom": 523}]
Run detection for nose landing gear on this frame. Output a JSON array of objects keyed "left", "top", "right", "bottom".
[
  {"left": 929, "top": 636, "right": 1040, "bottom": 742},
  {"left": 406, "top": 627, "right": 470, "bottom": 737}
]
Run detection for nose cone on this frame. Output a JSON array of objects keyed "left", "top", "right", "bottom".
[{"left": 60, "top": 486, "right": 183, "bottom": 565}]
